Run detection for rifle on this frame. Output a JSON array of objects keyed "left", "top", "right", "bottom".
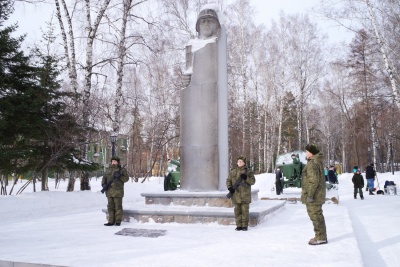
[
  {"left": 101, "top": 164, "right": 127, "bottom": 194},
  {"left": 226, "top": 176, "right": 244, "bottom": 199},
  {"left": 226, "top": 165, "right": 253, "bottom": 199}
]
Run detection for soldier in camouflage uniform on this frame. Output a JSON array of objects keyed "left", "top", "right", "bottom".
[
  {"left": 102, "top": 156, "right": 129, "bottom": 226},
  {"left": 226, "top": 156, "right": 256, "bottom": 231},
  {"left": 301, "top": 144, "right": 328, "bottom": 245}
]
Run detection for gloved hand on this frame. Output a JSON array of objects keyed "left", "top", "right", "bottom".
[
  {"left": 306, "top": 197, "right": 314, "bottom": 203},
  {"left": 228, "top": 187, "right": 235, "bottom": 194},
  {"left": 240, "top": 173, "right": 247, "bottom": 180},
  {"left": 114, "top": 171, "right": 121, "bottom": 178}
]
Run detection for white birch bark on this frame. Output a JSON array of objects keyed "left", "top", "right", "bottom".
[
  {"left": 81, "top": 0, "right": 112, "bottom": 157},
  {"left": 82, "top": 0, "right": 111, "bottom": 126},
  {"left": 341, "top": 112, "right": 346, "bottom": 172},
  {"left": 113, "top": 0, "right": 132, "bottom": 133},
  {"left": 263, "top": 109, "right": 267, "bottom": 171},
  {"left": 276, "top": 96, "right": 283, "bottom": 157},
  {"left": 364, "top": 0, "right": 399, "bottom": 108},
  {"left": 371, "top": 115, "right": 377, "bottom": 168},
  {"left": 54, "top": 0, "right": 78, "bottom": 96}
]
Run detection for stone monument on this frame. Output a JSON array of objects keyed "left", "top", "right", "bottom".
[{"left": 180, "top": 3, "right": 229, "bottom": 191}]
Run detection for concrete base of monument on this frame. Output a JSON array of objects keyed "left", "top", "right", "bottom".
[
  {"left": 102, "top": 189, "right": 286, "bottom": 227},
  {"left": 141, "top": 190, "right": 259, "bottom": 208}
]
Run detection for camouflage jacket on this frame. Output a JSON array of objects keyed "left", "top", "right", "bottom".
[
  {"left": 226, "top": 166, "right": 255, "bottom": 204},
  {"left": 101, "top": 164, "right": 129, "bottom": 198},
  {"left": 301, "top": 153, "right": 326, "bottom": 205}
]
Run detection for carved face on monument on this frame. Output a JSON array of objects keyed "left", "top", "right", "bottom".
[{"left": 196, "top": 9, "right": 221, "bottom": 40}]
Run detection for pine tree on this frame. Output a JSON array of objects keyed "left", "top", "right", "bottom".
[
  {"left": 0, "top": 0, "right": 40, "bottom": 175},
  {"left": 0, "top": 1, "right": 99, "bottom": 190}
]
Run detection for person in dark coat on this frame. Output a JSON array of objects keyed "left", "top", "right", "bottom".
[
  {"left": 365, "top": 163, "right": 376, "bottom": 195},
  {"left": 226, "top": 156, "right": 256, "bottom": 231},
  {"left": 275, "top": 168, "right": 283, "bottom": 195},
  {"left": 301, "top": 144, "right": 328, "bottom": 245},
  {"left": 102, "top": 156, "right": 129, "bottom": 226},
  {"left": 328, "top": 166, "right": 337, "bottom": 184},
  {"left": 352, "top": 169, "right": 364, "bottom": 200}
]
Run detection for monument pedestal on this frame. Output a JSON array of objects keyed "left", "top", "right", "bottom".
[
  {"left": 141, "top": 190, "right": 259, "bottom": 208},
  {"left": 103, "top": 190, "right": 286, "bottom": 227}
]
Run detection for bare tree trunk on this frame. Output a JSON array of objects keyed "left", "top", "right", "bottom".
[
  {"left": 67, "top": 171, "right": 75, "bottom": 192},
  {"left": 365, "top": 0, "right": 399, "bottom": 109},
  {"left": 32, "top": 173, "right": 37, "bottom": 192},
  {"left": 276, "top": 97, "right": 283, "bottom": 157},
  {"left": 41, "top": 167, "right": 49, "bottom": 191},
  {"left": 256, "top": 103, "right": 262, "bottom": 172},
  {"left": 263, "top": 109, "right": 268, "bottom": 172},
  {"left": 371, "top": 115, "right": 378, "bottom": 169},
  {"left": 81, "top": 0, "right": 111, "bottom": 191},
  {"left": 9, "top": 173, "right": 21, "bottom": 195},
  {"left": 304, "top": 108, "right": 310, "bottom": 145},
  {"left": 54, "top": 0, "right": 78, "bottom": 96},
  {"left": 113, "top": 0, "right": 133, "bottom": 133},
  {"left": 0, "top": 174, "right": 7, "bottom": 195},
  {"left": 341, "top": 113, "right": 346, "bottom": 172},
  {"left": 297, "top": 102, "right": 302, "bottom": 150}
]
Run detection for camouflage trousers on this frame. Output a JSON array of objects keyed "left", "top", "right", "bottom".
[
  {"left": 306, "top": 203, "right": 327, "bottom": 240},
  {"left": 107, "top": 197, "right": 123, "bottom": 224},
  {"left": 234, "top": 203, "right": 250, "bottom": 227}
]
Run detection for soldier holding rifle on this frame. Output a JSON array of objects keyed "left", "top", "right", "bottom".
[
  {"left": 102, "top": 156, "right": 129, "bottom": 226},
  {"left": 226, "top": 156, "right": 255, "bottom": 231}
]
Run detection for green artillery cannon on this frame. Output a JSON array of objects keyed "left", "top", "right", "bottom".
[
  {"left": 276, "top": 152, "right": 305, "bottom": 188},
  {"left": 164, "top": 159, "right": 180, "bottom": 191}
]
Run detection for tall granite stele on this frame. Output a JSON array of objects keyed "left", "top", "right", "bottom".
[{"left": 180, "top": 4, "right": 229, "bottom": 191}]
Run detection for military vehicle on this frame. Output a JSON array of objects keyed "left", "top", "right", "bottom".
[
  {"left": 275, "top": 151, "right": 306, "bottom": 189},
  {"left": 163, "top": 159, "right": 180, "bottom": 191}
]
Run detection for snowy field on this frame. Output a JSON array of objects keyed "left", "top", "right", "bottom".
[{"left": 0, "top": 171, "right": 399, "bottom": 267}]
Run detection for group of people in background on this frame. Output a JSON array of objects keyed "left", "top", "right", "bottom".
[
  {"left": 324, "top": 166, "right": 339, "bottom": 184},
  {"left": 351, "top": 163, "right": 376, "bottom": 200}
]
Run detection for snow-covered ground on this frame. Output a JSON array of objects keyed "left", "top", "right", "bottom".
[{"left": 0, "top": 171, "right": 399, "bottom": 267}]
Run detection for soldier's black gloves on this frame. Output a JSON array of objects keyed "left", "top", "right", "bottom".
[
  {"left": 240, "top": 173, "right": 247, "bottom": 180},
  {"left": 228, "top": 187, "right": 235, "bottom": 194},
  {"left": 114, "top": 171, "right": 121, "bottom": 178}
]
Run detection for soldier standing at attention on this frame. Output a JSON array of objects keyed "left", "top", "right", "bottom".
[
  {"left": 226, "top": 156, "right": 256, "bottom": 231},
  {"left": 301, "top": 144, "right": 328, "bottom": 245},
  {"left": 102, "top": 156, "right": 129, "bottom": 226}
]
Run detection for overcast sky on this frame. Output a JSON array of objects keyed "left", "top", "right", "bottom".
[
  {"left": 250, "top": 0, "right": 353, "bottom": 43},
  {"left": 10, "top": 0, "right": 352, "bottom": 47}
]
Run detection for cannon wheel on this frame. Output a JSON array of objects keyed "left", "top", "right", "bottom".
[{"left": 164, "top": 173, "right": 172, "bottom": 191}]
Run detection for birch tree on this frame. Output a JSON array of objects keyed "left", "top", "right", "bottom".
[
  {"left": 226, "top": 0, "right": 256, "bottom": 159},
  {"left": 284, "top": 13, "right": 325, "bottom": 150},
  {"left": 54, "top": 0, "right": 78, "bottom": 97}
]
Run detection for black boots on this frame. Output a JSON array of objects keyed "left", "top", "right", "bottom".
[
  {"left": 369, "top": 189, "right": 375, "bottom": 195},
  {"left": 104, "top": 222, "right": 121, "bottom": 226}
]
